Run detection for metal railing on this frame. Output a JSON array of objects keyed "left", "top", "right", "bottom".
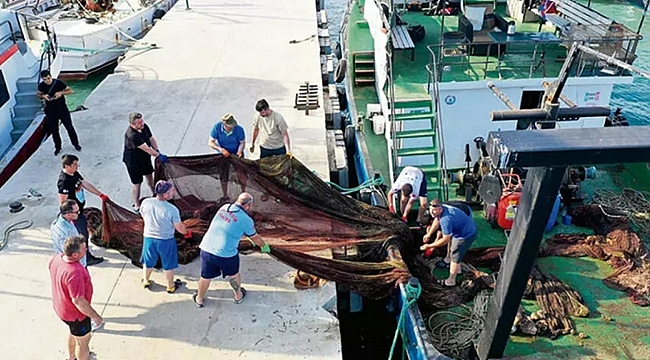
[{"left": 425, "top": 53, "right": 449, "bottom": 201}]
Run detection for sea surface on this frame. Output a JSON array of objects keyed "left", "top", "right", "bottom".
[{"left": 325, "top": 0, "right": 650, "bottom": 125}]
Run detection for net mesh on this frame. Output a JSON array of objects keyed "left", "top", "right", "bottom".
[{"left": 99, "top": 155, "right": 412, "bottom": 299}]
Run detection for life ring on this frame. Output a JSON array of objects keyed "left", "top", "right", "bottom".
[{"left": 335, "top": 58, "right": 347, "bottom": 83}]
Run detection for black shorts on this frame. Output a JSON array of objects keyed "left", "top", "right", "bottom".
[
  {"left": 63, "top": 316, "right": 91, "bottom": 337},
  {"left": 125, "top": 161, "right": 154, "bottom": 185}
]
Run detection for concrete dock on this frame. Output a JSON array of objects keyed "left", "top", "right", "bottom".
[{"left": 0, "top": 0, "right": 340, "bottom": 358}]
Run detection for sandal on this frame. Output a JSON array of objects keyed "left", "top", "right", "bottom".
[
  {"left": 166, "top": 279, "right": 182, "bottom": 294},
  {"left": 142, "top": 279, "right": 151, "bottom": 289},
  {"left": 234, "top": 287, "right": 247, "bottom": 304},
  {"left": 192, "top": 293, "right": 205, "bottom": 308},
  {"left": 435, "top": 279, "right": 457, "bottom": 288}
]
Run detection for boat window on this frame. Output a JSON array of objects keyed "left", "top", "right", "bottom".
[{"left": 0, "top": 71, "right": 9, "bottom": 109}]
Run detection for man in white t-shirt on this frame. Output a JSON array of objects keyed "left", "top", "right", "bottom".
[
  {"left": 387, "top": 166, "right": 428, "bottom": 221},
  {"left": 249, "top": 99, "right": 291, "bottom": 158}
]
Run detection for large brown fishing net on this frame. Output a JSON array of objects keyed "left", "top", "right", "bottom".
[{"left": 96, "top": 155, "right": 412, "bottom": 299}]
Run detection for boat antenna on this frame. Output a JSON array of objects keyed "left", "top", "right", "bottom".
[{"left": 636, "top": 0, "right": 650, "bottom": 35}]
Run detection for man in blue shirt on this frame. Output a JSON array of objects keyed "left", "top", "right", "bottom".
[
  {"left": 208, "top": 113, "right": 247, "bottom": 201},
  {"left": 50, "top": 200, "right": 86, "bottom": 267},
  {"left": 193, "top": 192, "right": 270, "bottom": 308},
  {"left": 420, "top": 198, "right": 477, "bottom": 287}
]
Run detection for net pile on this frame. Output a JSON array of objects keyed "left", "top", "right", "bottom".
[{"left": 98, "top": 155, "right": 412, "bottom": 299}]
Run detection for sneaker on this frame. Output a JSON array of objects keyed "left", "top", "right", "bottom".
[
  {"left": 86, "top": 254, "right": 104, "bottom": 266},
  {"left": 74, "top": 145, "right": 82, "bottom": 151},
  {"left": 54, "top": 148, "right": 62, "bottom": 156}
]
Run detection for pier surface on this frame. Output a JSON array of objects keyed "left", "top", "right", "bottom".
[{"left": 0, "top": 0, "right": 339, "bottom": 358}]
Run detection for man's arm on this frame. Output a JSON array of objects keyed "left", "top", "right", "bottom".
[
  {"left": 248, "top": 233, "right": 267, "bottom": 248},
  {"left": 237, "top": 140, "right": 245, "bottom": 157},
  {"left": 58, "top": 193, "right": 69, "bottom": 204},
  {"left": 208, "top": 137, "right": 222, "bottom": 152},
  {"left": 137, "top": 143, "right": 161, "bottom": 157},
  {"left": 387, "top": 190, "right": 395, "bottom": 213},
  {"left": 402, "top": 197, "right": 416, "bottom": 219},
  {"left": 422, "top": 233, "right": 451, "bottom": 250},
  {"left": 72, "top": 297, "right": 102, "bottom": 325},
  {"left": 250, "top": 127, "right": 259, "bottom": 149},
  {"left": 174, "top": 221, "right": 188, "bottom": 235},
  {"left": 54, "top": 86, "right": 73, "bottom": 100},
  {"left": 149, "top": 136, "right": 159, "bottom": 152},
  {"left": 81, "top": 180, "right": 103, "bottom": 197},
  {"left": 282, "top": 130, "right": 291, "bottom": 152},
  {"left": 36, "top": 90, "right": 50, "bottom": 101},
  {"left": 423, "top": 217, "right": 440, "bottom": 243}
]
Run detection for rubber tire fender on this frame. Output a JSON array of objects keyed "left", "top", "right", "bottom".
[
  {"left": 344, "top": 124, "right": 356, "bottom": 150},
  {"left": 337, "top": 86, "right": 348, "bottom": 112},
  {"left": 153, "top": 9, "right": 165, "bottom": 21},
  {"left": 335, "top": 58, "right": 347, "bottom": 83},
  {"left": 334, "top": 41, "right": 342, "bottom": 60}
]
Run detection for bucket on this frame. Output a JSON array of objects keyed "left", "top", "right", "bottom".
[
  {"left": 372, "top": 115, "right": 385, "bottom": 135},
  {"left": 545, "top": 194, "right": 561, "bottom": 232},
  {"left": 563, "top": 214, "right": 572, "bottom": 226},
  {"left": 584, "top": 166, "right": 597, "bottom": 180}
]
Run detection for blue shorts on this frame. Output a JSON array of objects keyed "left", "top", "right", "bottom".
[
  {"left": 140, "top": 237, "right": 178, "bottom": 270},
  {"left": 200, "top": 250, "right": 239, "bottom": 279},
  {"left": 450, "top": 232, "right": 477, "bottom": 263},
  {"left": 418, "top": 175, "right": 428, "bottom": 198}
]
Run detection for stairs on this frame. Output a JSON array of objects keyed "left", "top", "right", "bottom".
[
  {"left": 11, "top": 75, "right": 42, "bottom": 143},
  {"left": 390, "top": 97, "right": 444, "bottom": 200},
  {"left": 353, "top": 51, "right": 375, "bottom": 86}
]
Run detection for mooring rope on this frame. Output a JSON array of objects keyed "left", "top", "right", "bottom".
[
  {"left": 592, "top": 188, "right": 650, "bottom": 235},
  {"left": 427, "top": 290, "right": 491, "bottom": 359},
  {"left": 0, "top": 220, "right": 33, "bottom": 251},
  {"left": 388, "top": 280, "right": 422, "bottom": 360}
]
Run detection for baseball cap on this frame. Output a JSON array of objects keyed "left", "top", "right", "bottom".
[{"left": 154, "top": 180, "right": 173, "bottom": 195}]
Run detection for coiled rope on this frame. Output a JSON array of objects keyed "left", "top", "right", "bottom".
[
  {"left": 388, "top": 279, "right": 422, "bottom": 360},
  {"left": 0, "top": 220, "right": 33, "bottom": 251},
  {"left": 592, "top": 188, "right": 650, "bottom": 235},
  {"left": 427, "top": 290, "right": 491, "bottom": 359},
  {"left": 325, "top": 174, "right": 384, "bottom": 195}
]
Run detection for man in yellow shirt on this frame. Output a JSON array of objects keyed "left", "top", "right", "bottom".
[{"left": 249, "top": 99, "right": 291, "bottom": 158}]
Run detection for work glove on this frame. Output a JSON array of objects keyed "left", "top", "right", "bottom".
[
  {"left": 401, "top": 215, "right": 408, "bottom": 222},
  {"left": 99, "top": 194, "right": 110, "bottom": 202},
  {"left": 158, "top": 153, "right": 169, "bottom": 163},
  {"left": 286, "top": 152, "right": 293, "bottom": 159},
  {"left": 184, "top": 230, "right": 193, "bottom": 239},
  {"left": 389, "top": 205, "right": 395, "bottom": 213},
  {"left": 220, "top": 148, "right": 230, "bottom": 157},
  {"left": 260, "top": 243, "right": 271, "bottom": 254}
]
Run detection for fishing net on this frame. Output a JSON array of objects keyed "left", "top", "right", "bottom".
[{"left": 97, "top": 154, "right": 412, "bottom": 299}]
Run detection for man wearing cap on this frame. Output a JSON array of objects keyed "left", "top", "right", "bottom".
[
  {"left": 51, "top": 200, "right": 86, "bottom": 267},
  {"left": 193, "top": 192, "right": 270, "bottom": 308},
  {"left": 139, "top": 180, "right": 191, "bottom": 293},
  {"left": 420, "top": 198, "right": 477, "bottom": 287},
  {"left": 209, "top": 113, "right": 246, "bottom": 157},
  {"left": 58, "top": 154, "right": 107, "bottom": 266},
  {"left": 250, "top": 99, "right": 291, "bottom": 158},
  {"left": 387, "top": 166, "right": 429, "bottom": 222},
  {"left": 123, "top": 112, "right": 169, "bottom": 213}
]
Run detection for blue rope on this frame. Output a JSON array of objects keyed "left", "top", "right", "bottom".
[
  {"left": 325, "top": 175, "right": 384, "bottom": 195},
  {"left": 388, "top": 280, "right": 422, "bottom": 360}
]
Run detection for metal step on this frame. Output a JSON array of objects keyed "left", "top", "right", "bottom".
[
  {"left": 16, "top": 78, "right": 38, "bottom": 93},
  {"left": 11, "top": 116, "right": 34, "bottom": 129},
  {"left": 394, "top": 112, "right": 434, "bottom": 121},
  {"left": 14, "top": 104, "right": 40, "bottom": 119},
  {"left": 355, "top": 77, "right": 375, "bottom": 85},
  {"left": 10, "top": 127, "right": 27, "bottom": 142},
  {"left": 15, "top": 92, "right": 42, "bottom": 106},
  {"left": 396, "top": 147, "right": 437, "bottom": 157},
  {"left": 393, "top": 98, "right": 432, "bottom": 110},
  {"left": 355, "top": 69, "right": 375, "bottom": 74},
  {"left": 395, "top": 129, "right": 436, "bottom": 139},
  {"left": 354, "top": 59, "right": 374, "bottom": 64}
]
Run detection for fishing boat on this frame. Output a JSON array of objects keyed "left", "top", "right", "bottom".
[
  {"left": 338, "top": 0, "right": 650, "bottom": 358},
  {"left": 0, "top": 8, "right": 59, "bottom": 189},
  {"left": 7, "top": 0, "right": 178, "bottom": 80}
]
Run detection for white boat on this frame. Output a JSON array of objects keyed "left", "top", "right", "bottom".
[
  {"left": 0, "top": 8, "right": 60, "bottom": 188},
  {"left": 9, "top": 0, "right": 178, "bottom": 80}
]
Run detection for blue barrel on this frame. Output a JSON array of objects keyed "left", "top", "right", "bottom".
[{"left": 545, "top": 195, "right": 561, "bottom": 232}]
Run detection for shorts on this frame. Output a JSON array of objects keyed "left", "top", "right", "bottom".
[
  {"left": 450, "top": 232, "right": 477, "bottom": 263},
  {"left": 418, "top": 174, "right": 428, "bottom": 198},
  {"left": 63, "top": 316, "right": 91, "bottom": 337},
  {"left": 260, "top": 146, "right": 286, "bottom": 159},
  {"left": 140, "top": 237, "right": 178, "bottom": 270},
  {"left": 125, "top": 161, "right": 154, "bottom": 185},
  {"left": 200, "top": 250, "right": 239, "bottom": 279}
]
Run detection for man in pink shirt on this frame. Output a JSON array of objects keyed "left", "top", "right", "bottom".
[{"left": 49, "top": 235, "right": 103, "bottom": 360}]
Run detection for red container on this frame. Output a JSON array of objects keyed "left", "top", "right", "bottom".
[{"left": 497, "top": 191, "right": 521, "bottom": 230}]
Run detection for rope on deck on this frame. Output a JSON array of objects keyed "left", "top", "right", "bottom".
[
  {"left": 0, "top": 220, "right": 33, "bottom": 251},
  {"left": 592, "top": 188, "right": 650, "bottom": 236}
]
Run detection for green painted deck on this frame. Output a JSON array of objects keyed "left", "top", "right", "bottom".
[{"left": 344, "top": 1, "right": 650, "bottom": 358}]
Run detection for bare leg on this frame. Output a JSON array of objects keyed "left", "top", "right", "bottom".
[
  {"left": 445, "top": 242, "right": 452, "bottom": 264},
  {"left": 446, "top": 262, "right": 461, "bottom": 286},
  {"left": 163, "top": 270, "right": 175, "bottom": 289},
  {"left": 143, "top": 267, "right": 154, "bottom": 283},
  {"left": 74, "top": 333, "right": 92, "bottom": 360},
  {"left": 131, "top": 183, "right": 142, "bottom": 209},
  {"left": 67, "top": 334, "right": 76, "bottom": 360},
  {"left": 144, "top": 173, "right": 155, "bottom": 196},
  {"left": 196, "top": 277, "right": 211, "bottom": 304},
  {"left": 227, "top": 273, "right": 242, "bottom": 300}
]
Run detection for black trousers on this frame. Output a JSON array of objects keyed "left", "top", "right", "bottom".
[{"left": 45, "top": 109, "right": 79, "bottom": 149}]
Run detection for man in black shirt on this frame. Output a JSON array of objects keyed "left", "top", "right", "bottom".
[
  {"left": 37, "top": 70, "right": 81, "bottom": 156},
  {"left": 58, "top": 154, "right": 109, "bottom": 266},
  {"left": 122, "top": 112, "right": 168, "bottom": 212}
]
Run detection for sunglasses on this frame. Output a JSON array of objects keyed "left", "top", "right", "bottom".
[
  {"left": 134, "top": 113, "right": 143, "bottom": 120},
  {"left": 64, "top": 210, "right": 80, "bottom": 215}
]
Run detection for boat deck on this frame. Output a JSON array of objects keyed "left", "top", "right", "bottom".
[{"left": 0, "top": 0, "right": 339, "bottom": 359}]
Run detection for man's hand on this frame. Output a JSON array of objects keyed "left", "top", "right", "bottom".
[
  {"left": 260, "top": 243, "right": 271, "bottom": 254},
  {"left": 237, "top": 151, "right": 243, "bottom": 158},
  {"left": 286, "top": 152, "right": 293, "bottom": 159},
  {"left": 99, "top": 194, "right": 109, "bottom": 202},
  {"left": 184, "top": 230, "right": 193, "bottom": 239},
  {"left": 249, "top": 145, "right": 255, "bottom": 153},
  {"left": 43, "top": 94, "right": 51, "bottom": 101},
  {"left": 158, "top": 153, "right": 169, "bottom": 163},
  {"left": 220, "top": 148, "right": 230, "bottom": 157},
  {"left": 91, "top": 315, "right": 103, "bottom": 329},
  {"left": 423, "top": 233, "right": 431, "bottom": 243},
  {"left": 419, "top": 244, "right": 432, "bottom": 251},
  {"left": 401, "top": 215, "right": 408, "bottom": 222},
  {"left": 388, "top": 205, "right": 395, "bottom": 213},
  {"left": 54, "top": 92, "right": 62, "bottom": 100}
]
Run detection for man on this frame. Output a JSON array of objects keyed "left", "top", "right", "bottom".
[
  {"left": 249, "top": 99, "right": 291, "bottom": 158},
  {"left": 37, "top": 70, "right": 80, "bottom": 156},
  {"left": 51, "top": 200, "right": 86, "bottom": 267},
  {"left": 420, "top": 199, "right": 478, "bottom": 287},
  {"left": 193, "top": 192, "right": 270, "bottom": 308},
  {"left": 387, "top": 166, "right": 429, "bottom": 222},
  {"left": 58, "top": 154, "right": 108, "bottom": 266},
  {"left": 49, "top": 235, "right": 102, "bottom": 360},
  {"left": 140, "top": 180, "right": 191, "bottom": 293},
  {"left": 209, "top": 113, "right": 247, "bottom": 199},
  {"left": 123, "top": 111, "right": 169, "bottom": 213}
]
